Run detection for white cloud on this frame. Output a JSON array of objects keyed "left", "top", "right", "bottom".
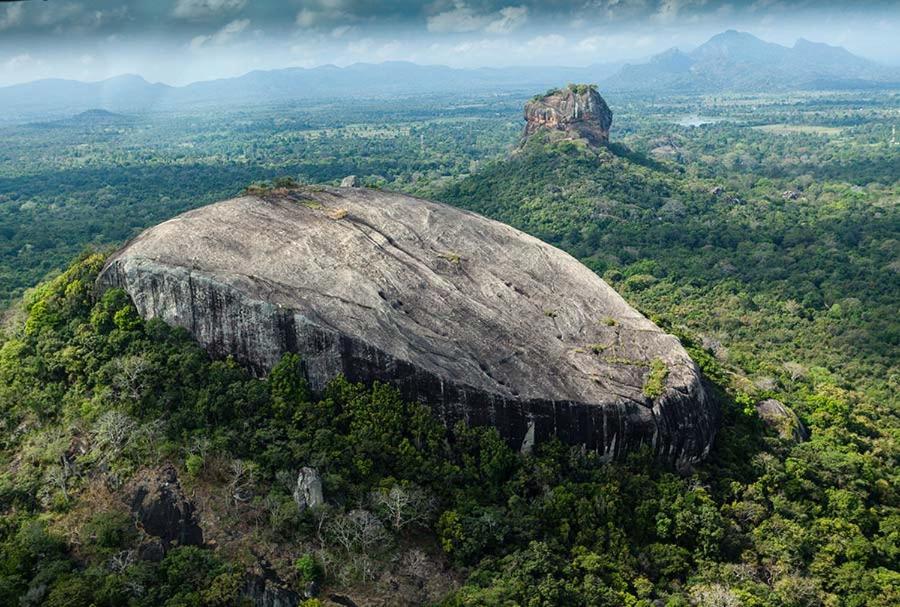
[
  {"left": 173, "top": 0, "right": 247, "bottom": 20},
  {"left": 581, "top": 0, "right": 645, "bottom": 21},
  {"left": 653, "top": 0, "right": 711, "bottom": 23},
  {"left": 86, "top": 8, "right": 131, "bottom": 29},
  {"left": 1, "top": 2, "right": 126, "bottom": 31},
  {"left": 36, "top": 2, "right": 85, "bottom": 27},
  {"left": 0, "top": 4, "right": 24, "bottom": 31},
  {"left": 296, "top": 4, "right": 351, "bottom": 30},
  {"left": 4, "top": 53, "right": 43, "bottom": 71},
  {"left": 296, "top": 9, "right": 320, "bottom": 28},
  {"left": 449, "top": 38, "right": 507, "bottom": 55},
  {"left": 427, "top": 2, "right": 488, "bottom": 33},
  {"left": 345, "top": 37, "right": 374, "bottom": 55},
  {"left": 190, "top": 18, "right": 250, "bottom": 49},
  {"left": 331, "top": 25, "right": 352, "bottom": 38},
  {"left": 428, "top": 3, "right": 529, "bottom": 34},
  {"left": 655, "top": 0, "right": 680, "bottom": 22},
  {"left": 346, "top": 38, "right": 403, "bottom": 60},
  {"left": 485, "top": 6, "right": 528, "bottom": 34},
  {"left": 526, "top": 34, "right": 566, "bottom": 51},
  {"left": 570, "top": 17, "right": 587, "bottom": 29},
  {"left": 579, "top": 33, "right": 656, "bottom": 54},
  {"left": 578, "top": 35, "right": 607, "bottom": 53}
]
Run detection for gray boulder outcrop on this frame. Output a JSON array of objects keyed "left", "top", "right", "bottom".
[
  {"left": 98, "top": 186, "right": 716, "bottom": 465},
  {"left": 293, "top": 466, "right": 324, "bottom": 511},
  {"left": 756, "top": 398, "right": 808, "bottom": 442},
  {"left": 523, "top": 84, "right": 612, "bottom": 147}
]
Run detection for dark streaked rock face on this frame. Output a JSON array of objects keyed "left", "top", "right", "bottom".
[
  {"left": 128, "top": 466, "right": 203, "bottom": 549},
  {"left": 240, "top": 559, "right": 303, "bottom": 607},
  {"left": 98, "top": 187, "right": 716, "bottom": 466},
  {"left": 523, "top": 85, "right": 612, "bottom": 146}
]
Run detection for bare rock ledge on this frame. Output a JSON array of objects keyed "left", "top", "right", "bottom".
[{"left": 98, "top": 187, "right": 716, "bottom": 465}]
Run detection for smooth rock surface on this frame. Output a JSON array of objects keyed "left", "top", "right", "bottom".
[
  {"left": 523, "top": 84, "right": 612, "bottom": 147},
  {"left": 293, "top": 466, "right": 324, "bottom": 511},
  {"left": 756, "top": 398, "right": 808, "bottom": 442},
  {"left": 99, "top": 186, "right": 716, "bottom": 464}
]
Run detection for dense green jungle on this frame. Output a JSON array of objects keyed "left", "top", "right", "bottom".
[{"left": 1, "top": 88, "right": 897, "bottom": 606}]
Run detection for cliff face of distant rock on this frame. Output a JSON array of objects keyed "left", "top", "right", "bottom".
[
  {"left": 98, "top": 187, "right": 716, "bottom": 465},
  {"left": 523, "top": 85, "right": 612, "bottom": 146}
]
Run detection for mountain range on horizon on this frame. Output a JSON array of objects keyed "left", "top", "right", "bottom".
[
  {"left": 2, "top": 30, "right": 897, "bottom": 122},
  {"left": 607, "top": 29, "right": 900, "bottom": 92}
]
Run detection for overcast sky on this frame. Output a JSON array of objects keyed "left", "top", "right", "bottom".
[{"left": 0, "top": 1, "right": 897, "bottom": 86}]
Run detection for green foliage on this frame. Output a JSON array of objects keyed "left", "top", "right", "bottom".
[
  {"left": 293, "top": 554, "right": 322, "bottom": 584},
  {"left": 270, "top": 352, "right": 311, "bottom": 421},
  {"left": 567, "top": 83, "right": 598, "bottom": 95},
  {"left": 185, "top": 454, "right": 205, "bottom": 478},
  {"left": 202, "top": 572, "right": 245, "bottom": 606},
  {"left": 243, "top": 176, "right": 301, "bottom": 195},
  {"left": 82, "top": 511, "right": 136, "bottom": 553},
  {"left": 533, "top": 88, "right": 561, "bottom": 100},
  {"left": 643, "top": 358, "right": 669, "bottom": 399},
  {"left": 44, "top": 574, "right": 95, "bottom": 607}
]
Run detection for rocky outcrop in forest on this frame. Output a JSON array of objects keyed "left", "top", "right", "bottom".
[
  {"left": 98, "top": 186, "right": 716, "bottom": 466},
  {"left": 128, "top": 465, "right": 203, "bottom": 552},
  {"left": 523, "top": 84, "right": 612, "bottom": 146}
]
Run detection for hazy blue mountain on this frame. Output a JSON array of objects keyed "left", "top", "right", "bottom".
[
  {"left": 0, "top": 75, "right": 171, "bottom": 121},
  {"left": 604, "top": 30, "right": 900, "bottom": 92},
  {"left": 2, "top": 32, "right": 894, "bottom": 121},
  {"left": 0, "top": 62, "right": 621, "bottom": 122},
  {"left": 174, "top": 61, "right": 612, "bottom": 104}
]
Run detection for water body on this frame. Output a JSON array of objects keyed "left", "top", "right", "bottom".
[{"left": 674, "top": 115, "right": 724, "bottom": 127}]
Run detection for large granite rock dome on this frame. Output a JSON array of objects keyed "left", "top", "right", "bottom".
[{"left": 99, "top": 187, "right": 716, "bottom": 465}]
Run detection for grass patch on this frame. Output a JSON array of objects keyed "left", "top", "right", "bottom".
[
  {"left": 643, "top": 358, "right": 669, "bottom": 399},
  {"left": 602, "top": 356, "right": 647, "bottom": 367},
  {"left": 438, "top": 252, "right": 462, "bottom": 265}
]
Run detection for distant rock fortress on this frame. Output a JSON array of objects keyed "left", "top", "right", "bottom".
[
  {"left": 99, "top": 186, "right": 716, "bottom": 466},
  {"left": 523, "top": 84, "right": 613, "bottom": 147}
]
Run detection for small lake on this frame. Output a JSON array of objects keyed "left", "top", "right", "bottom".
[{"left": 673, "top": 115, "right": 725, "bottom": 127}]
